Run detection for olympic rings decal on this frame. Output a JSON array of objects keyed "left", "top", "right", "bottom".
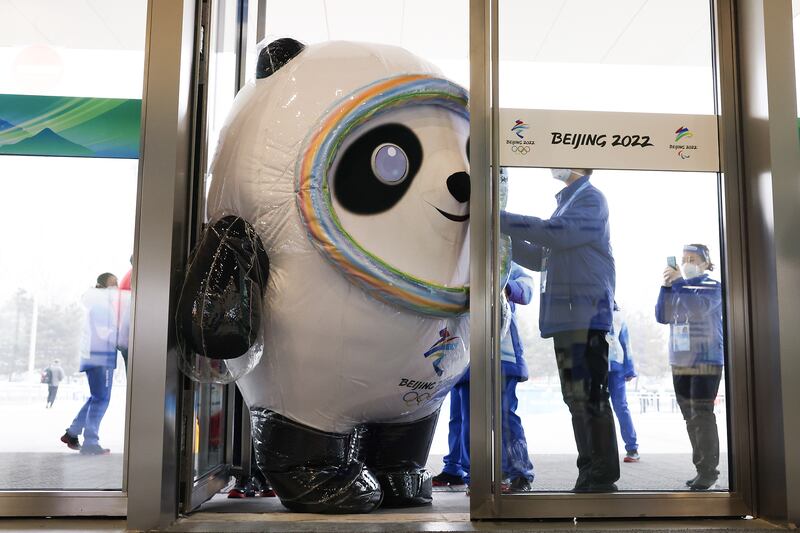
[
  {"left": 511, "top": 145, "right": 530, "bottom": 154},
  {"left": 403, "top": 391, "right": 432, "bottom": 406}
]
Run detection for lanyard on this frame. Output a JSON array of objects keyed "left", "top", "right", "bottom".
[{"left": 553, "top": 181, "right": 591, "bottom": 218}]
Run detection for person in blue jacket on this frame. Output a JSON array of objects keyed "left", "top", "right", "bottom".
[
  {"left": 432, "top": 372, "right": 469, "bottom": 487},
  {"left": 500, "top": 168, "right": 618, "bottom": 492},
  {"left": 60, "top": 272, "right": 119, "bottom": 456},
  {"left": 607, "top": 302, "right": 639, "bottom": 463},
  {"left": 656, "top": 244, "right": 723, "bottom": 491},
  {"left": 432, "top": 262, "right": 536, "bottom": 492}
]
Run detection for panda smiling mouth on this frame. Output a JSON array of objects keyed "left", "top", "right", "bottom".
[{"left": 434, "top": 207, "right": 469, "bottom": 222}]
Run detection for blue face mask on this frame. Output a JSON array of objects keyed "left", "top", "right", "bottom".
[{"left": 551, "top": 168, "right": 575, "bottom": 182}]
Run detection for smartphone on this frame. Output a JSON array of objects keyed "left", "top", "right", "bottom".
[{"left": 667, "top": 256, "right": 677, "bottom": 269}]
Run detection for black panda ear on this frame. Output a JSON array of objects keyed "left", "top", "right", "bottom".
[{"left": 256, "top": 38, "right": 305, "bottom": 79}]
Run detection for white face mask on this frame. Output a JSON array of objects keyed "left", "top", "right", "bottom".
[
  {"left": 681, "top": 263, "right": 704, "bottom": 279},
  {"left": 551, "top": 168, "right": 575, "bottom": 182}
]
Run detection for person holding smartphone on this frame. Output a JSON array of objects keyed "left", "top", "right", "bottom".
[{"left": 656, "top": 244, "right": 723, "bottom": 490}]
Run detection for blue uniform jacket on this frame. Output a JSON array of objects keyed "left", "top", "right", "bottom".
[
  {"left": 457, "top": 263, "right": 533, "bottom": 384},
  {"left": 79, "top": 288, "right": 119, "bottom": 371},
  {"left": 609, "top": 321, "right": 636, "bottom": 378},
  {"left": 500, "top": 263, "right": 533, "bottom": 381},
  {"left": 500, "top": 176, "right": 615, "bottom": 337},
  {"left": 654, "top": 274, "right": 724, "bottom": 367}
]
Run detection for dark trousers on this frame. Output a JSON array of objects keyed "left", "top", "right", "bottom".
[
  {"left": 672, "top": 366, "right": 722, "bottom": 477},
  {"left": 46, "top": 385, "right": 59, "bottom": 407},
  {"left": 553, "top": 329, "right": 619, "bottom": 488}
]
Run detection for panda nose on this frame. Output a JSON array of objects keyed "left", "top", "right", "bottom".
[{"left": 447, "top": 172, "right": 470, "bottom": 203}]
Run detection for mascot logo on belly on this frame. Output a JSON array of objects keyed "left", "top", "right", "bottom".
[
  {"left": 424, "top": 328, "right": 461, "bottom": 377},
  {"left": 176, "top": 38, "right": 471, "bottom": 514}
]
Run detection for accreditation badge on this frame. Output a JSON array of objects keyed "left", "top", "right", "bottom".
[
  {"left": 540, "top": 254, "right": 548, "bottom": 294},
  {"left": 672, "top": 323, "right": 691, "bottom": 352}
]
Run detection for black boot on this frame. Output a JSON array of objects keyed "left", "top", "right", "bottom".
[
  {"left": 250, "top": 408, "right": 382, "bottom": 513},
  {"left": 363, "top": 411, "right": 439, "bottom": 508}
]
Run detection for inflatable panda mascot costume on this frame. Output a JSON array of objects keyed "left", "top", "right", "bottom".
[{"left": 177, "top": 38, "right": 471, "bottom": 513}]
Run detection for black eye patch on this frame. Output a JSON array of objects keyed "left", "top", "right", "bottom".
[{"left": 332, "top": 124, "right": 422, "bottom": 215}]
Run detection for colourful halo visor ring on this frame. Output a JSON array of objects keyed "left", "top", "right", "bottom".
[{"left": 296, "top": 75, "right": 470, "bottom": 317}]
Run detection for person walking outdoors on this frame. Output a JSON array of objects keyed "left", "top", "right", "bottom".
[
  {"left": 60, "top": 273, "right": 120, "bottom": 455},
  {"left": 44, "top": 359, "right": 66, "bottom": 408}
]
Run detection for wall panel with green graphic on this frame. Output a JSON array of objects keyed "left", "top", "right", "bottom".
[{"left": 0, "top": 95, "right": 141, "bottom": 158}]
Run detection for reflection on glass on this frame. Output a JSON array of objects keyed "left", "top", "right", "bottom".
[
  {"left": 188, "top": 0, "right": 247, "bottom": 488},
  {"left": 194, "top": 383, "right": 226, "bottom": 478},
  {"left": 498, "top": 263, "right": 537, "bottom": 492},
  {"left": 499, "top": 167, "right": 728, "bottom": 493}
]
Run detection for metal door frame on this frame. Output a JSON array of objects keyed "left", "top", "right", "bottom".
[
  {"left": 10, "top": 0, "right": 788, "bottom": 528},
  {"left": 467, "top": 0, "right": 798, "bottom": 521},
  {"left": 125, "top": 0, "right": 198, "bottom": 529}
]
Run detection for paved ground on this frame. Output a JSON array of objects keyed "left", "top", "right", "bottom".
[
  {"left": 0, "top": 382, "right": 127, "bottom": 454},
  {"left": 0, "top": 450, "right": 727, "bottom": 494},
  {"left": 189, "top": 452, "right": 729, "bottom": 517},
  {"left": 0, "top": 381, "right": 729, "bottom": 494},
  {"left": 0, "top": 452, "right": 123, "bottom": 490},
  {"left": 0, "top": 382, "right": 126, "bottom": 490}
]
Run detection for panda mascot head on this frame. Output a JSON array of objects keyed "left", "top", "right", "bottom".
[{"left": 178, "top": 38, "right": 471, "bottom": 513}]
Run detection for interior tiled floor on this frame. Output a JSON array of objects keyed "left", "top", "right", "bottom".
[{"left": 0, "top": 515, "right": 787, "bottom": 533}]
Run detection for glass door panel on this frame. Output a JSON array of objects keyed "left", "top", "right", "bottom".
[
  {"left": 474, "top": 0, "right": 752, "bottom": 518},
  {"left": 181, "top": 0, "right": 252, "bottom": 511},
  {"left": 0, "top": 0, "right": 146, "bottom": 493},
  {"left": 213, "top": 0, "right": 469, "bottom": 507},
  {"left": 501, "top": 167, "right": 729, "bottom": 493}
]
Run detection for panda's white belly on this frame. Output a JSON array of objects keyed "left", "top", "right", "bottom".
[{"left": 235, "top": 251, "right": 469, "bottom": 435}]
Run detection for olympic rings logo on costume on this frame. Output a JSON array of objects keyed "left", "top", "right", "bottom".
[
  {"left": 511, "top": 145, "right": 530, "bottom": 154},
  {"left": 403, "top": 391, "right": 432, "bottom": 406}
]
